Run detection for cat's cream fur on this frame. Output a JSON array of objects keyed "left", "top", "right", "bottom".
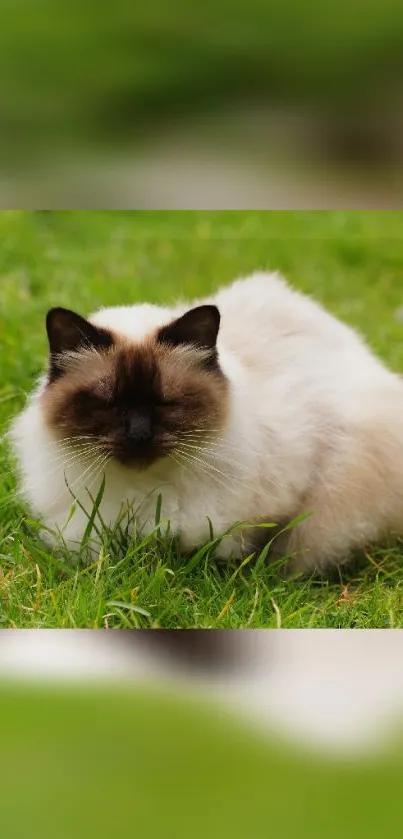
[{"left": 10, "top": 272, "right": 403, "bottom": 573}]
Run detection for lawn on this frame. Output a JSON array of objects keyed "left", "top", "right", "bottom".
[{"left": 2, "top": 209, "right": 403, "bottom": 628}]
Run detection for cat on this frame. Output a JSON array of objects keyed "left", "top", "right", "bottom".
[{"left": 9, "top": 271, "right": 403, "bottom": 574}]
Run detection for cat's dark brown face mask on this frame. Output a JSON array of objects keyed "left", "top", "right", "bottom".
[{"left": 41, "top": 305, "right": 229, "bottom": 468}]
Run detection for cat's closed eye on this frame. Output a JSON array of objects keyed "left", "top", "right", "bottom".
[
  {"left": 76, "top": 390, "right": 108, "bottom": 410},
  {"left": 156, "top": 396, "right": 178, "bottom": 407}
]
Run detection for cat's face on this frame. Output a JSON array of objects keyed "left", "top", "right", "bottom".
[{"left": 41, "top": 305, "right": 229, "bottom": 468}]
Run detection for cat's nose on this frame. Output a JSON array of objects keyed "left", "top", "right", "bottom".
[{"left": 126, "top": 412, "right": 151, "bottom": 443}]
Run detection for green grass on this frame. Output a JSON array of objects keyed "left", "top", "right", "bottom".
[{"left": 2, "top": 209, "right": 403, "bottom": 628}]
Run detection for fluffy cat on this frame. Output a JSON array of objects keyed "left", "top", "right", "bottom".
[{"left": 9, "top": 271, "right": 403, "bottom": 574}]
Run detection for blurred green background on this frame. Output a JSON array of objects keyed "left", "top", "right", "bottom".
[{"left": 1, "top": 0, "right": 403, "bottom": 188}]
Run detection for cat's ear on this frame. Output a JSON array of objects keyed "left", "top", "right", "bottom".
[
  {"left": 46, "top": 308, "right": 113, "bottom": 381},
  {"left": 157, "top": 305, "right": 221, "bottom": 351}
]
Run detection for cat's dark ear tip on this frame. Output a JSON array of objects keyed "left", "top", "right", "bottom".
[
  {"left": 46, "top": 306, "right": 68, "bottom": 327},
  {"left": 46, "top": 307, "right": 60, "bottom": 336},
  {"left": 203, "top": 304, "right": 220, "bottom": 321},
  {"left": 46, "top": 306, "right": 73, "bottom": 320},
  {"left": 157, "top": 304, "right": 221, "bottom": 352},
  {"left": 194, "top": 304, "right": 221, "bottom": 333},
  {"left": 46, "top": 307, "right": 81, "bottom": 337}
]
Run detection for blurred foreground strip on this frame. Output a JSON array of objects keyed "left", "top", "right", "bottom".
[
  {"left": 1, "top": 630, "right": 403, "bottom": 756},
  {"left": 2, "top": 632, "right": 403, "bottom": 838}
]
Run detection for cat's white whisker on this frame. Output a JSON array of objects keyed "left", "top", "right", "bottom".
[
  {"left": 178, "top": 442, "right": 255, "bottom": 475},
  {"left": 168, "top": 452, "right": 188, "bottom": 474},
  {"left": 37, "top": 451, "right": 110, "bottom": 513},
  {"left": 37, "top": 438, "right": 101, "bottom": 455},
  {"left": 176, "top": 445, "right": 249, "bottom": 486},
  {"left": 42, "top": 441, "right": 103, "bottom": 459},
  {"left": 176, "top": 444, "right": 244, "bottom": 486},
  {"left": 178, "top": 441, "right": 286, "bottom": 489},
  {"left": 82, "top": 454, "right": 112, "bottom": 496},
  {"left": 66, "top": 452, "right": 110, "bottom": 495},
  {"left": 174, "top": 450, "right": 243, "bottom": 498},
  {"left": 178, "top": 433, "right": 262, "bottom": 458},
  {"left": 40, "top": 446, "right": 105, "bottom": 472},
  {"left": 18, "top": 452, "right": 103, "bottom": 498}
]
